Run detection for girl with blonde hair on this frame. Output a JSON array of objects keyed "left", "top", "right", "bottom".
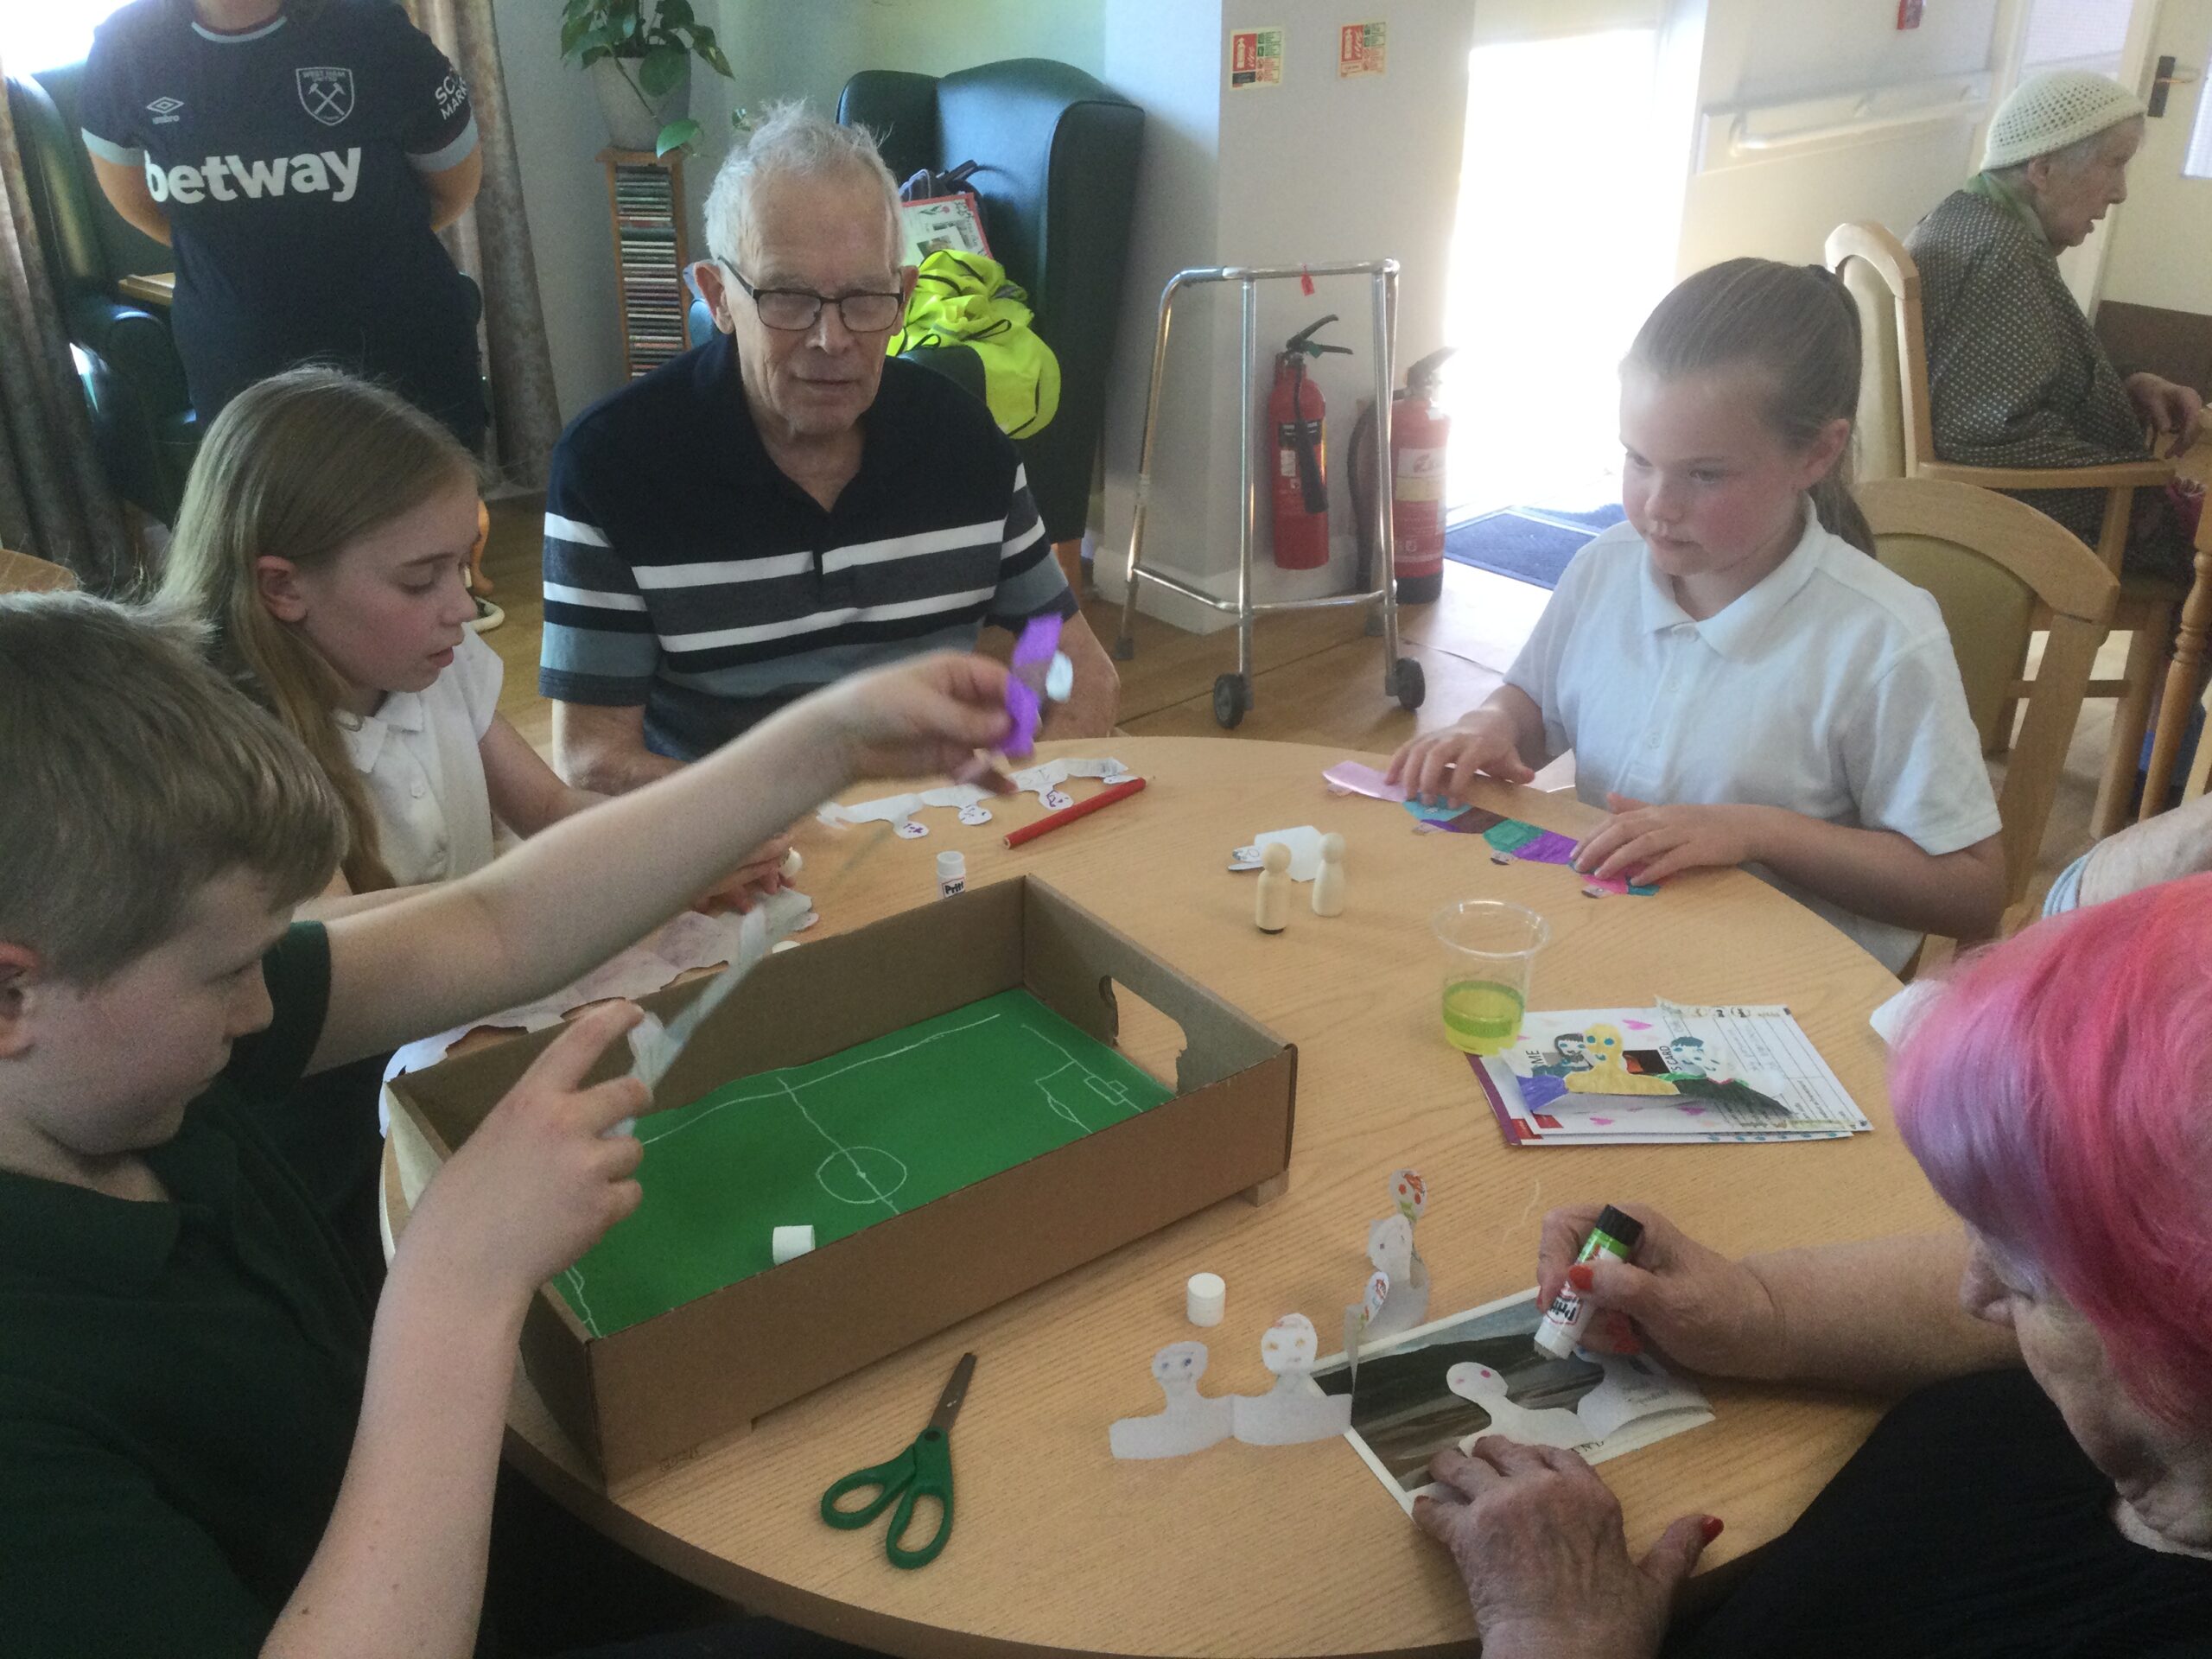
[{"left": 159, "top": 367, "right": 788, "bottom": 909}]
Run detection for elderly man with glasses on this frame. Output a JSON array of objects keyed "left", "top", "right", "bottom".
[{"left": 539, "top": 105, "right": 1117, "bottom": 791}]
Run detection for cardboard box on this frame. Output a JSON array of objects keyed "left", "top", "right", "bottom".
[{"left": 389, "top": 877, "right": 1298, "bottom": 1487}]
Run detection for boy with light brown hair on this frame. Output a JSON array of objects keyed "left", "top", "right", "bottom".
[{"left": 0, "top": 592, "right": 1012, "bottom": 1658}]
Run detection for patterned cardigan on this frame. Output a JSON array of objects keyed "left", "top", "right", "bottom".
[{"left": 1904, "top": 190, "right": 2154, "bottom": 556}]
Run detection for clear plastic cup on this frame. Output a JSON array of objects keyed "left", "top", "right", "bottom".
[{"left": 1430, "top": 899, "right": 1550, "bottom": 1055}]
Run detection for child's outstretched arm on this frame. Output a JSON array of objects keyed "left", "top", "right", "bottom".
[
  {"left": 1387, "top": 686, "right": 1550, "bottom": 807},
  {"left": 1576, "top": 798, "right": 2005, "bottom": 941},
  {"left": 264, "top": 1003, "right": 645, "bottom": 1659},
  {"left": 308, "top": 654, "right": 1014, "bottom": 1074},
  {"left": 480, "top": 715, "right": 795, "bottom": 913}
]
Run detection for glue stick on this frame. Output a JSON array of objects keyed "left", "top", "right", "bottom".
[
  {"left": 937, "top": 850, "right": 966, "bottom": 899},
  {"left": 1532, "top": 1205, "right": 1643, "bottom": 1360}
]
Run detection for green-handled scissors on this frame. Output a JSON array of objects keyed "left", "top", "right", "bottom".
[{"left": 819, "top": 1352, "right": 974, "bottom": 1569}]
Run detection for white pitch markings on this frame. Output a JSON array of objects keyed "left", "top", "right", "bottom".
[
  {"left": 1020, "top": 1023, "right": 1147, "bottom": 1133},
  {"left": 636, "top": 1011, "right": 1005, "bottom": 1147},
  {"left": 785, "top": 1077, "right": 902, "bottom": 1216},
  {"left": 562, "top": 1265, "right": 604, "bottom": 1339}
]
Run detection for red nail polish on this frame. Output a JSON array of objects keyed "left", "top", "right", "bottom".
[
  {"left": 1567, "top": 1263, "right": 1595, "bottom": 1291},
  {"left": 1700, "top": 1516, "right": 1724, "bottom": 1542}
]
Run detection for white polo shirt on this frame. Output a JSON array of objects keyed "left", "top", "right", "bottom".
[
  {"left": 334, "top": 629, "right": 502, "bottom": 887},
  {"left": 1507, "top": 513, "right": 2000, "bottom": 972}
]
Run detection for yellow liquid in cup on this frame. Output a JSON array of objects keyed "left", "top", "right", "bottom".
[{"left": 1441, "top": 979, "right": 1526, "bottom": 1055}]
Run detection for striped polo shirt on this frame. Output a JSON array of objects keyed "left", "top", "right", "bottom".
[{"left": 539, "top": 334, "right": 1074, "bottom": 761}]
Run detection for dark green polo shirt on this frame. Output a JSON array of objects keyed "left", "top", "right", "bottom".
[{"left": 0, "top": 923, "right": 375, "bottom": 1656}]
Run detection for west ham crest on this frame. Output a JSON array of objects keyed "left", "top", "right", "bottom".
[{"left": 296, "top": 67, "right": 355, "bottom": 127}]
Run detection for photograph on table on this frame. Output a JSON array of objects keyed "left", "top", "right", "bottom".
[{"left": 1311, "top": 1289, "right": 1712, "bottom": 1513}]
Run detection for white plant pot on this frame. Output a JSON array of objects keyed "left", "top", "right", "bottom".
[{"left": 591, "top": 54, "right": 690, "bottom": 153}]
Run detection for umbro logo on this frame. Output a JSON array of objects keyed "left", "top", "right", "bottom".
[{"left": 146, "top": 95, "right": 183, "bottom": 124}]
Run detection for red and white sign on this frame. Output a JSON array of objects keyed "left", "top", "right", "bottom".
[{"left": 1339, "top": 21, "right": 1387, "bottom": 78}]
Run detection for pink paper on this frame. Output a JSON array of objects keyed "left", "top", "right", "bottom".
[{"left": 1322, "top": 760, "right": 1408, "bottom": 802}]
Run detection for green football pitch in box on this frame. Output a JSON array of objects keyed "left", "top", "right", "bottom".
[{"left": 389, "top": 878, "right": 1299, "bottom": 1488}]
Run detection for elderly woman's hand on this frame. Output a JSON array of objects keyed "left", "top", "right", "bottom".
[
  {"left": 1414, "top": 1439, "right": 1719, "bottom": 1659},
  {"left": 1536, "top": 1204, "right": 1789, "bottom": 1379},
  {"left": 2125, "top": 372, "right": 2206, "bottom": 452}
]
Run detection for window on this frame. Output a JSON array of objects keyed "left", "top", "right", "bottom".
[
  {"left": 2019, "top": 0, "right": 2133, "bottom": 79},
  {"left": 0, "top": 2, "right": 136, "bottom": 75}
]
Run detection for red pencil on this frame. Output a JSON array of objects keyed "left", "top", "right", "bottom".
[{"left": 1002, "top": 776, "right": 1147, "bottom": 848}]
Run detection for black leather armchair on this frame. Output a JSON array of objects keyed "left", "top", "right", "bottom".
[
  {"left": 692, "top": 60, "right": 1142, "bottom": 550},
  {"left": 7, "top": 62, "right": 198, "bottom": 524}
]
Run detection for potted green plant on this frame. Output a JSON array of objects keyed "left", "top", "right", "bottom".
[{"left": 561, "top": 0, "right": 734, "bottom": 157}]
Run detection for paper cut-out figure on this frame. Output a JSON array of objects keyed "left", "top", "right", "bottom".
[
  {"left": 1341, "top": 1269, "right": 1393, "bottom": 1387},
  {"left": 1657, "top": 1035, "right": 1783, "bottom": 1112},
  {"left": 1530, "top": 1033, "right": 1592, "bottom": 1079},
  {"left": 1390, "top": 1167, "right": 1427, "bottom": 1222},
  {"left": 1561, "top": 1024, "right": 1677, "bottom": 1097},
  {"left": 1444, "top": 1363, "right": 1594, "bottom": 1451},
  {"left": 1360, "top": 1170, "right": 1433, "bottom": 1343},
  {"left": 1108, "top": 1341, "right": 1235, "bottom": 1459},
  {"left": 1232, "top": 1314, "right": 1354, "bottom": 1446}
]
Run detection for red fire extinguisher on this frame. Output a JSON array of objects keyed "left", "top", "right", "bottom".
[
  {"left": 1350, "top": 346, "right": 1455, "bottom": 604},
  {"left": 1269, "top": 315, "right": 1352, "bottom": 570}
]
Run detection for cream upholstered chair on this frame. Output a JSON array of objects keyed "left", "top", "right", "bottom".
[
  {"left": 1826, "top": 222, "right": 2180, "bottom": 840},
  {"left": 1859, "top": 478, "right": 2116, "bottom": 939}
]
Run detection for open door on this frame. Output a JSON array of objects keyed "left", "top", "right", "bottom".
[{"left": 2093, "top": 0, "right": 2212, "bottom": 389}]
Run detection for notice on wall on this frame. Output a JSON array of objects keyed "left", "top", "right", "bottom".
[
  {"left": 1338, "top": 22, "right": 1387, "bottom": 78},
  {"left": 1230, "top": 27, "right": 1284, "bottom": 89}
]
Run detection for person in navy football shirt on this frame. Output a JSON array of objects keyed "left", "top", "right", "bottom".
[{"left": 80, "top": 0, "right": 486, "bottom": 445}]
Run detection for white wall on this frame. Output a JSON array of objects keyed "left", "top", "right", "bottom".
[
  {"left": 1096, "top": 3, "right": 1477, "bottom": 627},
  {"left": 493, "top": 0, "right": 626, "bottom": 422}
]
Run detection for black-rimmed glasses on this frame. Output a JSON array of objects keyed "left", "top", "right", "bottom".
[{"left": 721, "top": 264, "right": 905, "bottom": 333}]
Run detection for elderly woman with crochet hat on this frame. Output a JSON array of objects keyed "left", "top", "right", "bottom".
[
  {"left": 1905, "top": 70, "right": 2204, "bottom": 581},
  {"left": 1410, "top": 880, "right": 2212, "bottom": 1659}
]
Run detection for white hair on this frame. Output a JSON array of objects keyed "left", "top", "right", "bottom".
[{"left": 702, "top": 101, "right": 901, "bottom": 270}]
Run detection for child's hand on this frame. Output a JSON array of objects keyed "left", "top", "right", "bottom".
[
  {"left": 1573, "top": 794, "right": 1763, "bottom": 884},
  {"left": 696, "top": 833, "right": 795, "bottom": 914},
  {"left": 402, "top": 1001, "right": 652, "bottom": 1306},
  {"left": 817, "top": 653, "right": 1019, "bottom": 788},
  {"left": 1388, "top": 713, "right": 1536, "bottom": 806}
]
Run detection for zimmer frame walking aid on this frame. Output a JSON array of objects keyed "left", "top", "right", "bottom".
[{"left": 1111, "top": 259, "right": 1426, "bottom": 729}]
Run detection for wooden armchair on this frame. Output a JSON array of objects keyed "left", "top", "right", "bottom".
[
  {"left": 1827, "top": 222, "right": 2180, "bottom": 840},
  {"left": 1859, "top": 478, "right": 2116, "bottom": 939}
]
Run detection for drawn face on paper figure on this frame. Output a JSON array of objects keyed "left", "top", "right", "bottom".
[
  {"left": 1585, "top": 1026, "right": 1625, "bottom": 1061},
  {"left": 1261, "top": 1314, "right": 1319, "bottom": 1376},
  {"left": 1666, "top": 1038, "right": 1714, "bottom": 1077},
  {"left": 1446, "top": 1363, "right": 1509, "bottom": 1406},
  {"left": 1368, "top": 1215, "right": 1414, "bottom": 1277},
  {"left": 1151, "top": 1341, "right": 1209, "bottom": 1398},
  {"left": 1359, "top": 1272, "right": 1390, "bottom": 1330},
  {"left": 1554, "top": 1033, "right": 1590, "bottom": 1068},
  {"left": 1391, "top": 1167, "right": 1427, "bottom": 1221}
]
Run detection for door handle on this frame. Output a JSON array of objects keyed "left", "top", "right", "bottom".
[{"left": 2150, "top": 54, "right": 2200, "bottom": 118}]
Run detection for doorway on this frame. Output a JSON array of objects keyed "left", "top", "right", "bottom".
[{"left": 1442, "top": 24, "right": 1681, "bottom": 524}]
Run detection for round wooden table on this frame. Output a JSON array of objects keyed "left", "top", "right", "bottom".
[{"left": 386, "top": 736, "right": 1948, "bottom": 1658}]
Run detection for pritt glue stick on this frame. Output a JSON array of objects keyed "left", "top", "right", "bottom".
[{"left": 1533, "top": 1205, "right": 1643, "bottom": 1360}]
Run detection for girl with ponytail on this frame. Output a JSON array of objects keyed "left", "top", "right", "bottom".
[{"left": 1392, "top": 260, "right": 2004, "bottom": 969}]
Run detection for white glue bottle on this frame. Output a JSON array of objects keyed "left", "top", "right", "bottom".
[
  {"left": 937, "top": 850, "right": 966, "bottom": 899},
  {"left": 1532, "top": 1205, "right": 1643, "bottom": 1360}
]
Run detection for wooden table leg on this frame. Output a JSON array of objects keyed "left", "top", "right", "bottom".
[{"left": 2139, "top": 532, "right": 2212, "bottom": 820}]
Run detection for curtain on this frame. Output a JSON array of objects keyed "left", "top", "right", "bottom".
[
  {"left": 406, "top": 0, "right": 563, "bottom": 489},
  {"left": 0, "top": 50, "right": 136, "bottom": 589}
]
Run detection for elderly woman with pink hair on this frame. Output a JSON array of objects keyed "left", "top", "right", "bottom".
[{"left": 1417, "top": 878, "right": 2212, "bottom": 1657}]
